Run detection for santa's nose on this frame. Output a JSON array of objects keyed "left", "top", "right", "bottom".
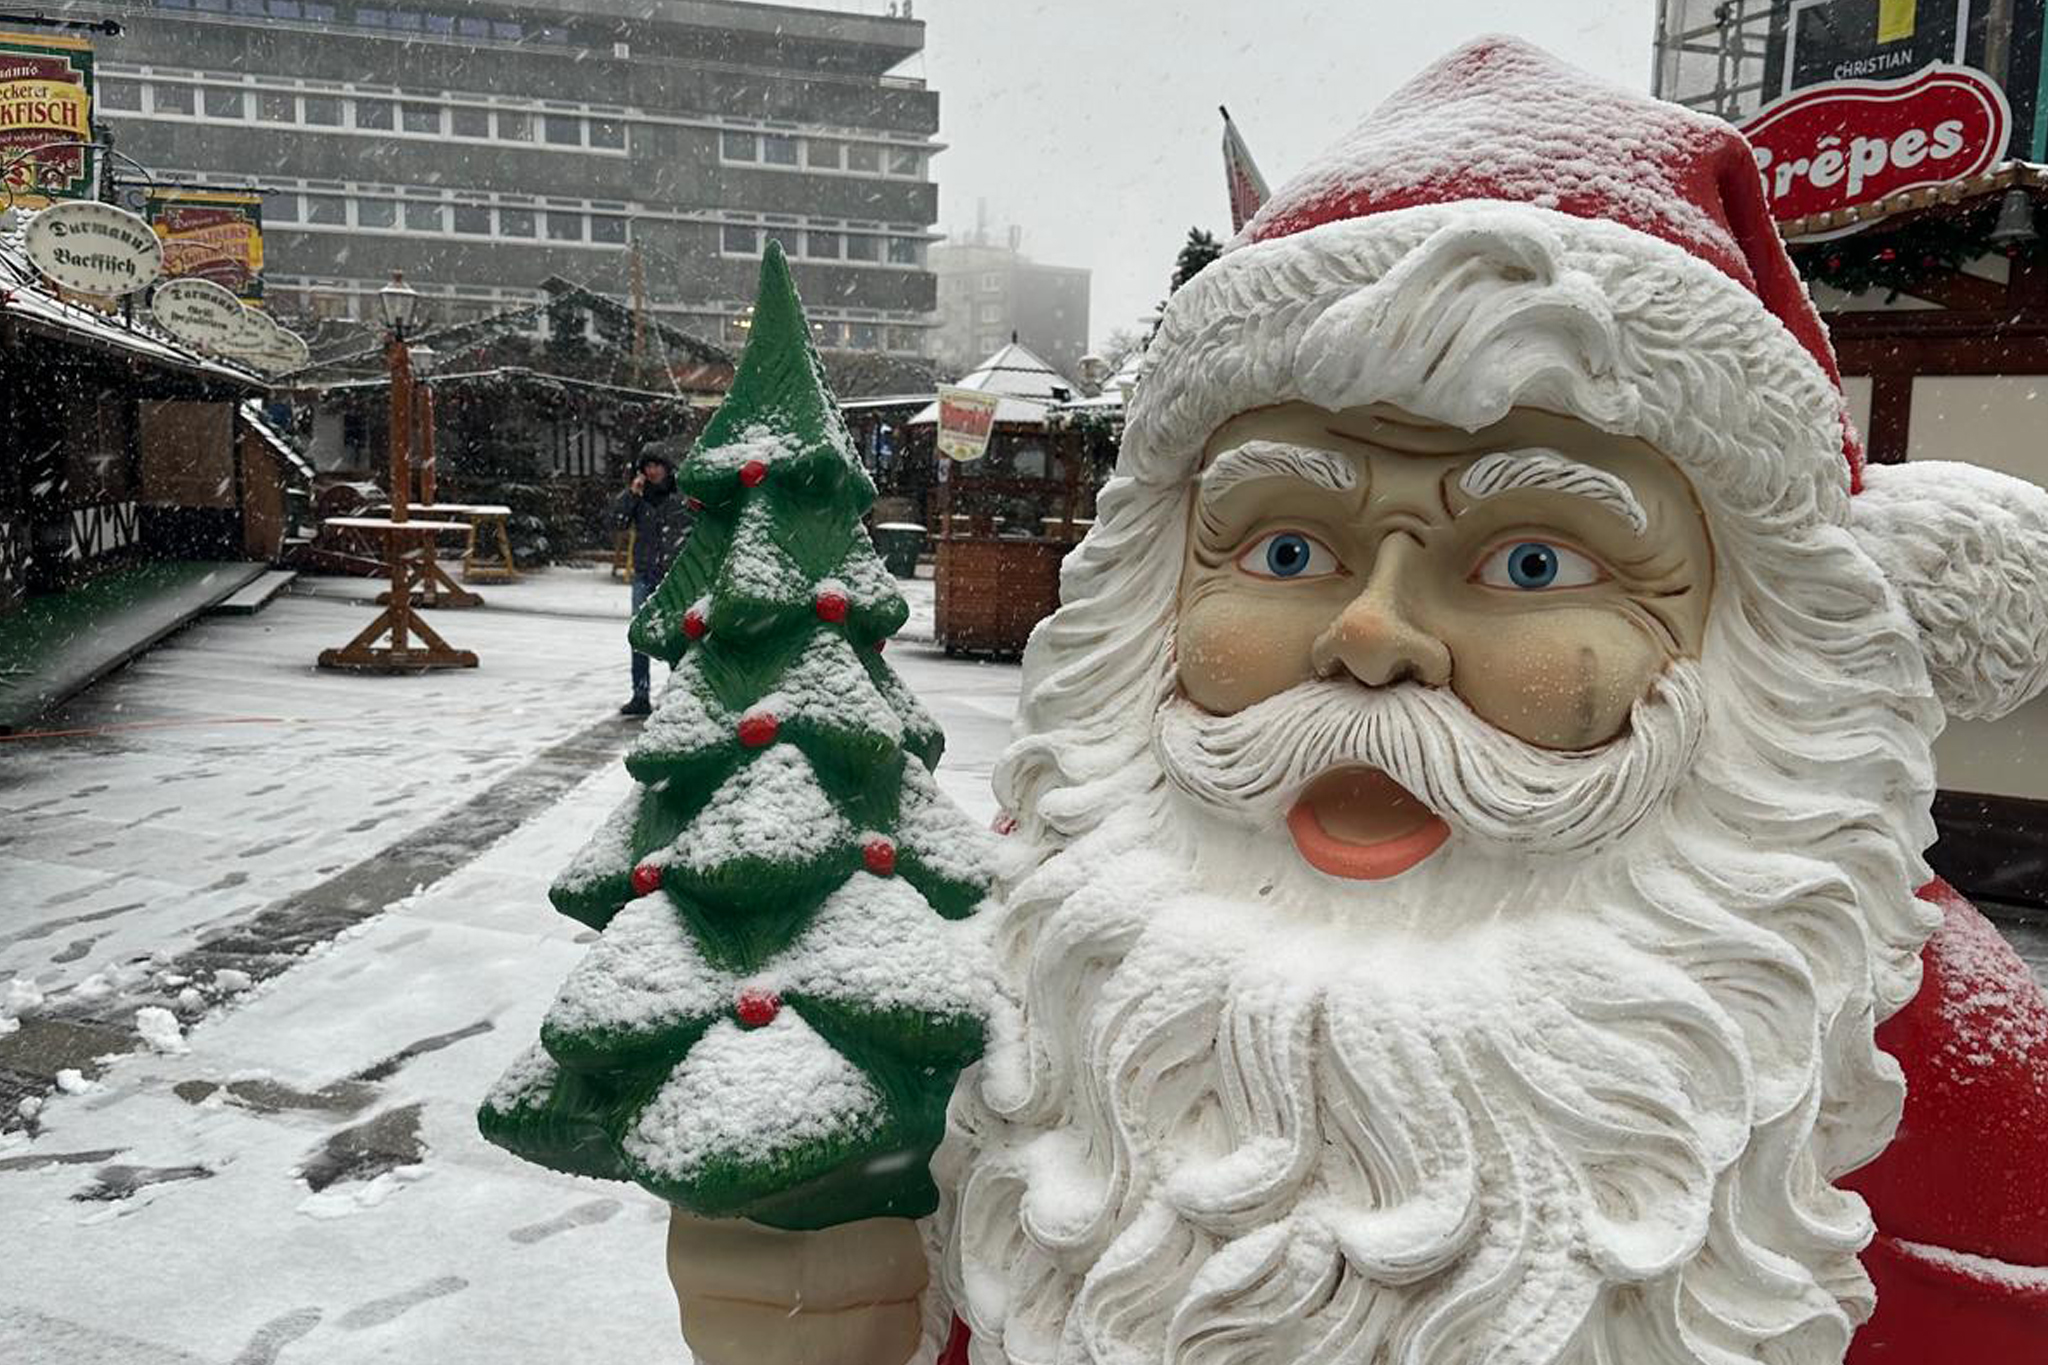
[{"left": 1310, "top": 536, "right": 1452, "bottom": 689}]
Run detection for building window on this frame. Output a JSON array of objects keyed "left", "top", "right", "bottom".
[
  {"left": 805, "top": 230, "right": 841, "bottom": 260},
  {"left": 545, "top": 211, "right": 582, "bottom": 241},
  {"left": 268, "top": 0, "right": 302, "bottom": 14},
  {"left": 232, "top": 0, "right": 264, "bottom": 14},
  {"left": 100, "top": 79, "right": 142, "bottom": 111},
  {"left": 425, "top": 13, "right": 452, "bottom": 33},
  {"left": 543, "top": 113, "right": 581, "bottom": 146},
  {"left": 761, "top": 133, "right": 798, "bottom": 166},
  {"left": 589, "top": 117, "right": 625, "bottom": 150},
  {"left": 979, "top": 272, "right": 1002, "bottom": 291},
  {"left": 203, "top": 87, "right": 246, "bottom": 119},
  {"left": 405, "top": 200, "right": 446, "bottom": 232},
  {"left": 388, "top": 9, "right": 420, "bottom": 29},
  {"left": 589, "top": 215, "right": 627, "bottom": 245},
  {"left": 721, "top": 130, "right": 755, "bottom": 161},
  {"left": 150, "top": 83, "right": 194, "bottom": 114},
  {"left": 355, "top": 99, "right": 395, "bottom": 130},
  {"left": 498, "top": 207, "right": 536, "bottom": 238},
  {"left": 356, "top": 197, "right": 397, "bottom": 228},
  {"left": 304, "top": 193, "right": 346, "bottom": 224},
  {"left": 401, "top": 103, "right": 441, "bottom": 134},
  {"left": 846, "top": 143, "right": 880, "bottom": 173},
  {"left": 305, "top": 1, "right": 336, "bottom": 17},
  {"left": 458, "top": 17, "right": 488, "bottom": 36},
  {"left": 887, "top": 236, "right": 919, "bottom": 266},
  {"left": 452, "top": 204, "right": 491, "bottom": 235},
  {"left": 805, "top": 139, "right": 841, "bottom": 169},
  {"left": 450, "top": 106, "right": 489, "bottom": 138},
  {"left": 722, "top": 223, "right": 759, "bottom": 255},
  {"left": 258, "top": 90, "right": 295, "bottom": 122},
  {"left": 887, "top": 147, "right": 920, "bottom": 176},
  {"left": 492, "top": 20, "right": 521, "bottom": 39},
  {"left": 303, "top": 93, "right": 343, "bottom": 125},
  {"left": 263, "top": 188, "right": 299, "bottom": 222},
  {"left": 496, "top": 110, "right": 532, "bottom": 142},
  {"left": 977, "top": 303, "right": 1003, "bottom": 322},
  {"left": 851, "top": 323, "right": 879, "bottom": 350},
  {"left": 356, "top": 7, "right": 386, "bottom": 24},
  {"left": 844, "top": 233, "right": 880, "bottom": 263}
]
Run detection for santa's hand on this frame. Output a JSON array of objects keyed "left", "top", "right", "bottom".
[{"left": 665, "top": 1210, "right": 927, "bottom": 1365}]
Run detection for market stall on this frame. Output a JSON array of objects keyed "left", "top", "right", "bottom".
[{"left": 908, "top": 343, "right": 1094, "bottom": 657}]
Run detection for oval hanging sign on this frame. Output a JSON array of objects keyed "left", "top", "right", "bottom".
[
  {"left": 220, "top": 304, "right": 279, "bottom": 358},
  {"left": 150, "top": 276, "right": 244, "bottom": 350},
  {"left": 21, "top": 200, "right": 165, "bottom": 296},
  {"left": 1740, "top": 64, "right": 2012, "bottom": 224},
  {"left": 263, "top": 327, "right": 311, "bottom": 373}
]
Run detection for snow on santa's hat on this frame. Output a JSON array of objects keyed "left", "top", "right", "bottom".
[{"left": 1128, "top": 35, "right": 2048, "bottom": 722}]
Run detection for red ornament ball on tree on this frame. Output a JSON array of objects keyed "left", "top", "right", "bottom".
[
  {"left": 685, "top": 496, "right": 705, "bottom": 511},
  {"left": 683, "top": 609, "right": 708, "bottom": 640},
  {"left": 1877, "top": 247, "right": 1897, "bottom": 262},
  {"left": 737, "top": 713, "right": 779, "bottom": 748},
  {"left": 631, "top": 862, "right": 664, "bottom": 896},
  {"left": 815, "top": 591, "right": 849, "bottom": 623},
  {"left": 738, "top": 459, "right": 768, "bottom": 487},
  {"left": 872, "top": 638, "right": 887, "bottom": 653},
  {"left": 863, "top": 837, "right": 897, "bottom": 876},
  {"left": 734, "top": 989, "right": 781, "bottom": 1028}
]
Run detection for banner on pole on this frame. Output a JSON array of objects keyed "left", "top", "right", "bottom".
[
  {"left": 1221, "top": 105, "right": 1270, "bottom": 233},
  {"left": 935, "top": 386, "right": 1000, "bottom": 462},
  {"left": 0, "top": 30, "right": 96, "bottom": 208},
  {"left": 145, "top": 187, "right": 266, "bottom": 302}
]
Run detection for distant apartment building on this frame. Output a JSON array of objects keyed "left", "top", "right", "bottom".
[
  {"left": 930, "top": 233, "right": 1089, "bottom": 378},
  {"left": 54, "top": 0, "right": 940, "bottom": 354}
]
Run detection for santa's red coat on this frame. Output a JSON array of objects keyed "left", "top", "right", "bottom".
[
  {"left": 938, "top": 880, "right": 2048, "bottom": 1365},
  {"left": 1842, "top": 880, "right": 2048, "bottom": 1361}
]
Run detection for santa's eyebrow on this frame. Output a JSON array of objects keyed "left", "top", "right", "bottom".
[
  {"left": 1198, "top": 441, "right": 1359, "bottom": 504},
  {"left": 1458, "top": 449, "right": 1648, "bottom": 535}
]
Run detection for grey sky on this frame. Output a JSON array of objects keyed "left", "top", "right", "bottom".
[{"left": 769, "top": 1, "right": 1656, "bottom": 357}]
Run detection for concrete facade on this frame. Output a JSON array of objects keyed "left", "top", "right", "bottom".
[
  {"left": 930, "top": 237, "right": 1090, "bottom": 379},
  {"left": 55, "top": 0, "right": 940, "bottom": 352}
]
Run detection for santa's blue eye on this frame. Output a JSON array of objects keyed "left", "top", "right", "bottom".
[
  {"left": 1507, "top": 543, "right": 1557, "bottom": 587},
  {"left": 1238, "top": 530, "right": 1341, "bottom": 580},
  {"left": 1474, "top": 540, "right": 1604, "bottom": 591},
  {"left": 1267, "top": 534, "right": 1312, "bottom": 576}
]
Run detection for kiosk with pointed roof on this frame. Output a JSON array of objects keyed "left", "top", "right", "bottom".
[{"left": 478, "top": 242, "right": 994, "bottom": 1230}]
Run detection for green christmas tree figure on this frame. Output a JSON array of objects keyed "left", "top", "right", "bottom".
[{"left": 479, "top": 242, "right": 994, "bottom": 1230}]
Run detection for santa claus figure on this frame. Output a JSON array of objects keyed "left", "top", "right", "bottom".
[{"left": 665, "top": 38, "right": 2048, "bottom": 1365}]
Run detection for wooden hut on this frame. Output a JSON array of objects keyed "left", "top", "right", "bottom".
[{"left": 908, "top": 342, "right": 1093, "bottom": 657}]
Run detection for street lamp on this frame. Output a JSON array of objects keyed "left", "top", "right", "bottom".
[{"left": 378, "top": 269, "right": 421, "bottom": 339}]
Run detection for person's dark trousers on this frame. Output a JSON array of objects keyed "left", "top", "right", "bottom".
[{"left": 630, "top": 572, "right": 660, "bottom": 700}]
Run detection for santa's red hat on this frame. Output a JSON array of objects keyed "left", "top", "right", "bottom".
[{"left": 1126, "top": 36, "right": 2048, "bottom": 723}]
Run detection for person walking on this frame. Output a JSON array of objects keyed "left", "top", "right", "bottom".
[{"left": 614, "top": 448, "right": 694, "bottom": 717}]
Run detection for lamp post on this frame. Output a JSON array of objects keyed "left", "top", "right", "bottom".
[
  {"left": 379, "top": 271, "right": 421, "bottom": 521},
  {"left": 315, "top": 270, "right": 477, "bottom": 671}
]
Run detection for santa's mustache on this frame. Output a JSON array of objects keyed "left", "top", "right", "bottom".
[{"left": 1154, "top": 662, "right": 1707, "bottom": 855}]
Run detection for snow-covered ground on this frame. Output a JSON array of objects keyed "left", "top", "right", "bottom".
[{"left": 0, "top": 567, "right": 1004, "bottom": 1365}]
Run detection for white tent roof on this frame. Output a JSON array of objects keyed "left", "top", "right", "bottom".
[{"left": 908, "top": 341, "right": 1079, "bottom": 428}]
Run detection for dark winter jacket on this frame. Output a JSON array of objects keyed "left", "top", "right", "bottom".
[{"left": 613, "top": 464, "right": 694, "bottom": 581}]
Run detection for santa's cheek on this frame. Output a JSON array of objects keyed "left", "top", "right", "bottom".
[
  {"left": 1176, "top": 590, "right": 1324, "bottom": 711},
  {"left": 1449, "top": 609, "right": 1664, "bottom": 750}
]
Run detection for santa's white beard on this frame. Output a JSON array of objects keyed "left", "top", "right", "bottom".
[{"left": 940, "top": 666, "right": 1891, "bottom": 1365}]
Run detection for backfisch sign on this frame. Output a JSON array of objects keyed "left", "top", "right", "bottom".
[{"left": 0, "top": 30, "right": 94, "bottom": 208}]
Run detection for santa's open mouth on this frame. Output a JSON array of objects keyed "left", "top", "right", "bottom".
[{"left": 1286, "top": 767, "right": 1451, "bottom": 880}]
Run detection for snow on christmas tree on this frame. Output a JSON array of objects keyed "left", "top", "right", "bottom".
[{"left": 480, "top": 242, "right": 994, "bottom": 1230}]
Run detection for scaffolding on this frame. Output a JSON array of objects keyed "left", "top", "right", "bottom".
[{"left": 1652, "top": 0, "right": 1792, "bottom": 120}]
